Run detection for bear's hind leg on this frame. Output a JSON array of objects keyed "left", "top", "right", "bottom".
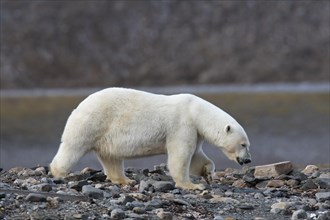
[
  {"left": 97, "top": 156, "right": 134, "bottom": 185},
  {"left": 167, "top": 140, "right": 205, "bottom": 190},
  {"left": 50, "top": 142, "right": 87, "bottom": 178},
  {"left": 190, "top": 149, "right": 215, "bottom": 184}
]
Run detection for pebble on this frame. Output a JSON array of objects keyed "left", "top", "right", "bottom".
[{"left": 81, "top": 185, "right": 104, "bottom": 199}]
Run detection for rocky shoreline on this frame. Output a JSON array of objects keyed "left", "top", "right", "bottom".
[{"left": 0, "top": 162, "right": 329, "bottom": 220}]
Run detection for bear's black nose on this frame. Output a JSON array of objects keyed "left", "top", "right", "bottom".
[{"left": 236, "top": 157, "right": 251, "bottom": 165}]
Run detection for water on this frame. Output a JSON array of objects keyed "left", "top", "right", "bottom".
[{"left": 1, "top": 83, "right": 329, "bottom": 171}]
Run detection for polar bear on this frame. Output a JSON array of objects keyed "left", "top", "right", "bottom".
[{"left": 50, "top": 88, "right": 251, "bottom": 190}]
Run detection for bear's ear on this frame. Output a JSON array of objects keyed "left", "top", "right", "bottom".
[{"left": 225, "top": 125, "right": 231, "bottom": 133}]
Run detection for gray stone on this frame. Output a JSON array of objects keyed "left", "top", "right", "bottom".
[
  {"left": 69, "top": 180, "right": 89, "bottom": 191},
  {"left": 110, "top": 208, "right": 125, "bottom": 220},
  {"left": 301, "top": 179, "right": 318, "bottom": 190},
  {"left": 81, "top": 185, "right": 104, "bottom": 199},
  {"left": 139, "top": 180, "right": 154, "bottom": 192},
  {"left": 315, "top": 192, "right": 330, "bottom": 202},
  {"left": 35, "top": 183, "right": 52, "bottom": 192},
  {"left": 254, "top": 161, "right": 293, "bottom": 179},
  {"left": 214, "top": 216, "right": 225, "bottom": 220},
  {"left": 117, "top": 194, "right": 135, "bottom": 205},
  {"left": 315, "top": 178, "right": 330, "bottom": 189},
  {"left": 173, "top": 198, "right": 193, "bottom": 207},
  {"left": 254, "top": 192, "right": 264, "bottom": 200},
  {"left": 319, "top": 173, "right": 330, "bottom": 179},
  {"left": 145, "top": 199, "right": 164, "bottom": 210},
  {"left": 132, "top": 206, "right": 146, "bottom": 214},
  {"left": 291, "top": 209, "right": 307, "bottom": 220},
  {"left": 152, "top": 181, "right": 175, "bottom": 192},
  {"left": 25, "top": 193, "right": 47, "bottom": 202}
]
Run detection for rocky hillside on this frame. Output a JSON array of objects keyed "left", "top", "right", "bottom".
[
  {"left": 0, "top": 162, "right": 329, "bottom": 219},
  {"left": 1, "top": 1, "right": 329, "bottom": 89}
]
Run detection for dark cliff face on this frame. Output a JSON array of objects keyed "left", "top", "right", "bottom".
[{"left": 1, "top": 1, "right": 329, "bottom": 89}]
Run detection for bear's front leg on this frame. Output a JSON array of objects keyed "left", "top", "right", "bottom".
[
  {"left": 167, "top": 141, "right": 205, "bottom": 190},
  {"left": 97, "top": 156, "right": 135, "bottom": 185}
]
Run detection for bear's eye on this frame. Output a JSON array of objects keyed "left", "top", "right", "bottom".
[{"left": 241, "top": 144, "right": 247, "bottom": 148}]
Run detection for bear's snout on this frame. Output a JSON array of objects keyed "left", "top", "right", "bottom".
[{"left": 236, "top": 157, "right": 251, "bottom": 165}]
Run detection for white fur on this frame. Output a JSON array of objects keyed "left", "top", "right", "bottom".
[{"left": 50, "top": 88, "right": 250, "bottom": 190}]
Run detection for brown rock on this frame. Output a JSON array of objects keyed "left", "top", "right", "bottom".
[
  {"left": 254, "top": 161, "right": 293, "bottom": 179},
  {"left": 266, "top": 180, "right": 285, "bottom": 188},
  {"left": 232, "top": 179, "right": 247, "bottom": 188},
  {"left": 286, "top": 179, "right": 299, "bottom": 187}
]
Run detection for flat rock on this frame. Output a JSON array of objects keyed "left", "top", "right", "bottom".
[
  {"left": 315, "top": 192, "right": 330, "bottom": 202},
  {"left": 152, "top": 181, "right": 175, "bottom": 192},
  {"left": 81, "top": 185, "right": 104, "bottom": 199},
  {"left": 254, "top": 161, "right": 293, "bottom": 179},
  {"left": 25, "top": 193, "right": 47, "bottom": 202}
]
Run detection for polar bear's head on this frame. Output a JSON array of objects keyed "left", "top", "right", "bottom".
[{"left": 219, "top": 124, "right": 251, "bottom": 165}]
